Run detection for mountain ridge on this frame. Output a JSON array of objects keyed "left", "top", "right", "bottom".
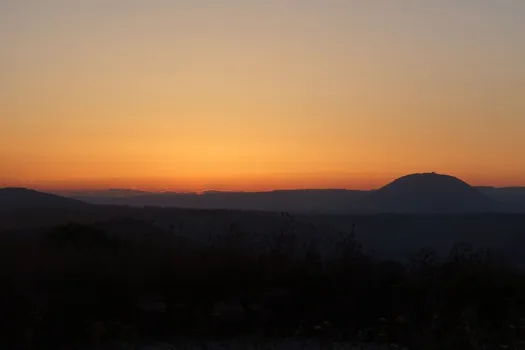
[
  {"left": 58, "top": 173, "right": 523, "bottom": 213},
  {"left": 5, "top": 173, "right": 524, "bottom": 213}
]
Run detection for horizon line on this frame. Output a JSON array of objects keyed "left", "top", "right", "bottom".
[
  {"left": 2, "top": 172, "right": 525, "bottom": 194},
  {"left": 2, "top": 185, "right": 523, "bottom": 196}
]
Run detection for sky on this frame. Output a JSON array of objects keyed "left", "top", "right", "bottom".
[{"left": 1, "top": 0, "right": 524, "bottom": 191}]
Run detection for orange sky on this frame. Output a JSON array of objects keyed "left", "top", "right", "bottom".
[{"left": 1, "top": 1, "right": 524, "bottom": 191}]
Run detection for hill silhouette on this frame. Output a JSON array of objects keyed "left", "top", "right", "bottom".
[
  {"left": 57, "top": 173, "right": 525, "bottom": 213},
  {"left": 56, "top": 188, "right": 148, "bottom": 198},
  {"left": 0, "top": 187, "right": 86, "bottom": 210},
  {"left": 65, "top": 189, "right": 367, "bottom": 213},
  {"left": 352, "top": 172, "right": 503, "bottom": 214},
  {"left": 478, "top": 186, "right": 525, "bottom": 210}
]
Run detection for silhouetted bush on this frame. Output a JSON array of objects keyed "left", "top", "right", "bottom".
[{"left": 0, "top": 220, "right": 525, "bottom": 349}]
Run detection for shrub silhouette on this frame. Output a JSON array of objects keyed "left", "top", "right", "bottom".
[
  {"left": 0, "top": 220, "right": 524, "bottom": 349},
  {"left": 46, "top": 223, "right": 118, "bottom": 250}
]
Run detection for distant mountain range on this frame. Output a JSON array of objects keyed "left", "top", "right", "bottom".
[
  {"left": 1, "top": 173, "right": 524, "bottom": 214},
  {"left": 55, "top": 188, "right": 149, "bottom": 198},
  {"left": 59, "top": 189, "right": 369, "bottom": 213},
  {"left": 47, "top": 172, "right": 524, "bottom": 214},
  {"left": 476, "top": 186, "right": 525, "bottom": 208}
]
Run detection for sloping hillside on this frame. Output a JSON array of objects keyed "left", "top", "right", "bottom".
[
  {"left": 0, "top": 187, "right": 86, "bottom": 210},
  {"left": 352, "top": 173, "right": 502, "bottom": 213}
]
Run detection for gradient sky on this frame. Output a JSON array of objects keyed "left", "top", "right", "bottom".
[{"left": 1, "top": 1, "right": 524, "bottom": 191}]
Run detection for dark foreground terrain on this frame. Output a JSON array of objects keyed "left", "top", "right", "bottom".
[{"left": 2, "top": 206, "right": 525, "bottom": 349}]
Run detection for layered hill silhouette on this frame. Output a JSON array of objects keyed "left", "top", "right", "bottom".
[
  {"left": 66, "top": 189, "right": 367, "bottom": 213},
  {"left": 4, "top": 173, "right": 521, "bottom": 213},
  {"left": 60, "top": 172, "right": 522, "bottom": 214},
  {"left": 352, "top": 172, "right": 504, "bottom": 214},
  {"left": 0, "top": 187, "right": 86, "bottom": 210},
  {"left": 55, "top": 188, "right": 148, "bottom": 198},
  {"left": 477, "top": 186, "right": 525, "bottom": 209}
]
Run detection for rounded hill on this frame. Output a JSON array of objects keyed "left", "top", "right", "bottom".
[{"left": 355, "top": 172, "right": 501, "bottom": 214}]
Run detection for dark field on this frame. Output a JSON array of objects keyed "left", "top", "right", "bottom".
[{"left": 2, "top": 206, "right": 525, "bottom": 349}]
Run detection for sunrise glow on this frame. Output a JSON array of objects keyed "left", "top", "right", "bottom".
[{"left": 2, "top": 1, "right": 524, "bottom": 191}]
